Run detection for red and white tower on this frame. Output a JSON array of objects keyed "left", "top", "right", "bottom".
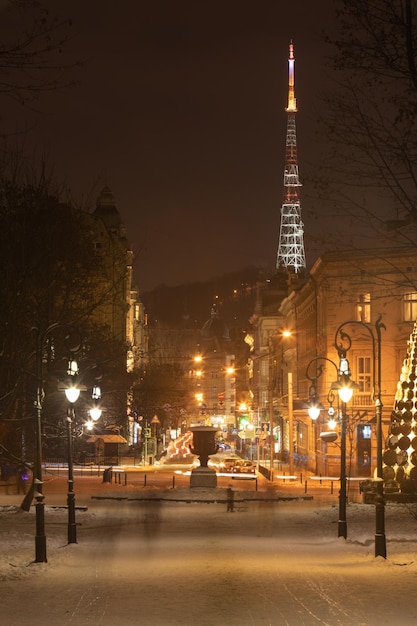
[{"left": 276, "top": 41, "right": 306, "bottom": 275}]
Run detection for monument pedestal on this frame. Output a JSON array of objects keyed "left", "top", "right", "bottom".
[
  {"left": 190, "top": 466, "right": 217, "bottom": 488},
  {"left": 189, "top": 426, "right": 219, "bottom": 489}
]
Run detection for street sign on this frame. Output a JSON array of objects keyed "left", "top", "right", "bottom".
[{"left": 144, "top": 427, "right": 152, "bottom": 438}]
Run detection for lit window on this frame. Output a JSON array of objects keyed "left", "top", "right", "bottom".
[
  {"left": 357, "top": 293, "right": 371, "bottom": 323},
  {"left": 357, "top": 357, "right": 371, "bottom": 393},
  {"left": 403, "top": 292, "right": 417, "bottom": 322}
]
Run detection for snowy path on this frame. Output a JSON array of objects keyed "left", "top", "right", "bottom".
[{"left": 2, "top": 499, "right": 417, "bottom": 625}]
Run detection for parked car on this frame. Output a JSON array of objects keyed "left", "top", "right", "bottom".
[
  {"left": 218, "top": 457, "right": 239, "bottom": 472},
  {"left": 232, "top": 460, "right": 256, "bottom": 476}
]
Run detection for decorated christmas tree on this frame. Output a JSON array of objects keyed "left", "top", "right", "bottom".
[{"left": 383, "top": 321, "right": 417, "bottom": 496}]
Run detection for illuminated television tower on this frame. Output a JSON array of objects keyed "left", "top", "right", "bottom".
[{"left": 276, "top": 41, "right": 306, "bottom": 275}]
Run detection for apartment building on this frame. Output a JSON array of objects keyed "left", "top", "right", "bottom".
[{"left": 248, "top": 247, "right": 417, "bottom": 477}]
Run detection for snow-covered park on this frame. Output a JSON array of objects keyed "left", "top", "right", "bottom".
[{"left": 2, "top": 478, "right": 417, "bottom": 625}]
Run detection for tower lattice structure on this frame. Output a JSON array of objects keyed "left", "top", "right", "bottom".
[{"left": 276, "top": 41, "right": 306, "bottom": 275}]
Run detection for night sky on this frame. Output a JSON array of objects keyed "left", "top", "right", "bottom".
[{"left": 0, "top": 0, "right": 337, "bottom": 293}]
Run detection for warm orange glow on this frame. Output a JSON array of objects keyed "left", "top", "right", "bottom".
[
  {"left": 194, "top": 355, "right": 202, "bottom": 363},
  {"left": 226, "top": 366, "right": 235, "bottom": 375},
  {"left": 282, "top": 330, "right": 292, "bottom": 338}
]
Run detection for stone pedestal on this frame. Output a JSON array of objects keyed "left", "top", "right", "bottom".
[
  {"left": 189, "top": 426, "right": 218, "bottom": 488},
  {"left": 190, "top": 466, "right": 217, "bottom": 488}
]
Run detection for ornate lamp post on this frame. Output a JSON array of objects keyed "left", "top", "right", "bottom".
[
  {"left": 62, "top": 360, "right": 102, "bottom": 543},
  {"left": 32, "top": 323, "right": 81, "bottom": 563},
  {"left": 305, "top": 357, "right": 332, "bottom": 474},
  {"left": 33, "top": 328, "right": 48, "bottom": 563},
  {"left": 64, "top": 358, "right": 80, "bottom": 545},
  {"left": 305, "top": 353, "right": 357, "bottom": 539},
  {"left": 334, "top": 315, "right": 386, "bottom": 558}
]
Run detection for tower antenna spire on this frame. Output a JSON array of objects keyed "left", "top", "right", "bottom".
[{"left": 276, "top": 40, "right": 306, "bottom": 276}]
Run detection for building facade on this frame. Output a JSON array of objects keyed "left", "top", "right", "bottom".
[
  {"left": 248, "top": 247, "right": 417, "bottom": 478},
  {"left": 92, "top": 187, "right": 147, "bottom": 444}
]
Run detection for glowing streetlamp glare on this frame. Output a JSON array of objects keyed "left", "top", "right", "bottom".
[
  {"left": 308, "top": 406, "right": 321, "bottom": 420},
  {"left": 90, "top": 407, "right": 102, "bottom": 421},
  {"left": 328, "top": 417, "right": 337, "bottom": 431},
  {"left": 338, "top": 385, "right": 353, "bottom": 403},
  {"left": 65, "top": 386, "right": 80, "bottom": 404}
]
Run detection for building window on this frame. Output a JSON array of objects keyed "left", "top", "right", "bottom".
[
  {"left": 357, "top": 357, "right": 372, "bottom": 393},
  {"left": 357, "top": 293, "right": 371, "bottom": 323},
  {"left": 261, "top": 361, "right": 269, "bottom": 377},
  {"left": 403, "top": 292, "right": 417, "bottom": 322}
]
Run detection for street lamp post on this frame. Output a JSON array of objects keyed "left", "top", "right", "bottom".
[
  {"left": 34, "top": 328, "right": 47, "bottom": 563},
  {"left": 305, "top": 358, "right": 330, "bottom": 475},
  {"left": 305, "top": 353, "right": 357, "bottom": 539},
  {"left": 62, "top": 359, "right": 101, "bottom": 543},
  {"left": 268, "top": 330, "right": 293, "bottom": 476},
  {"left": 331, "top": 343, "right": 358, "bottom": 540},
  {"left": 151, "top": 414, "right": 160, "bottom": 461},
  {"left": 335, "top": 315, "right": 387, "bottom": 558},
  {"left": 336, "top": 390, "right": 349, "bottom": 539},
  {"left": 32, "top": 322, "right": 81, "bottom": 563},
  {"left": 64, "top": 359, "right": 81, "bottom": 544}
]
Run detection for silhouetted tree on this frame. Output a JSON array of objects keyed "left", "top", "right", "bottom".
[
  {"left": 311, "top": 0, "right": 417, "bottom": 262},
  {"left": 0, "top": 0, "right": 74, "bottom": 106},
  {"left": 0, "top": 166, "right": 130, "bottom": 465}
]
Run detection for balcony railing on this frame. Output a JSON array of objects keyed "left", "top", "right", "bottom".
[{"left": 352, "top": 393, "right": 373, "bottom": 407}]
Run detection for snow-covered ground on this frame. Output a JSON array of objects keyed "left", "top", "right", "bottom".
[{"left": 2, "top": 481, "right": 417, "bottom": 625}]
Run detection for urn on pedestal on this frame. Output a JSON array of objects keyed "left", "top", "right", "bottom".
[{"left": 189, "top": 426, "right": 219, "bottom": 488}]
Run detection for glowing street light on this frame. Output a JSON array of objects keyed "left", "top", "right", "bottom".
[
  {"left": 335, "top": 316, "right": 386, "bottom": 558},
  {"left": 64, "top": 358, "right": 81, "bottom": 545},
  {"left": 32, "top": 322, "right": 81, "bottom": 563},
  {"left": 331, "top": 339, "right": 359, "bottom": 540},
  {"left": 305, "top": 351, "right": 358, "bottom": 539},
  {"left": 86, "top": 385, "right": 102, "bottom": 430}
]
